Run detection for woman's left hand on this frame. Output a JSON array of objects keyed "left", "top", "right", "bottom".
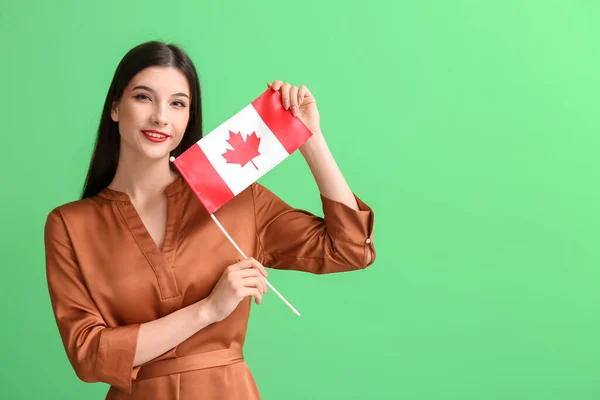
[{"left": 267, "top": 81, "right": 321, "bottom": 137}]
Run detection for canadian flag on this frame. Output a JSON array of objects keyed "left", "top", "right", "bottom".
[{"left": 172, "top": 88, "right": 313, "bottom": 214}]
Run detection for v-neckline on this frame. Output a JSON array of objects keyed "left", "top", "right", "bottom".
[
  {"left": 97, "top": 176, "right": 187, "bottom": 300},
  {"left": 127, "top": 198, "right": 176, "bottom": 257}
]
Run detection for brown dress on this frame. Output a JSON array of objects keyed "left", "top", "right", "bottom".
[{"left": 44, "top": 176, "right": 376, "bottom": 399}]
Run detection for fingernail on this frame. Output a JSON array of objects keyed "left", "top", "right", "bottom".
[
  {"left": 291, "top": 106, "right": 298, "bottom": 115},
  {"left": 283, "top": 100, "right": 290, "bottom": 109}
]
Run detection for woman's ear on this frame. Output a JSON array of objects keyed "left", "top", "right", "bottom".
[{"left": 111, "top": 101, "right": 119, "bottom": 122}]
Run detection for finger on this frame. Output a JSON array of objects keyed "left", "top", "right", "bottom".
[
  {"left": 241, "top": 288, "right": 262, "bottom": 304},
  {"left": 258, "top": 275, "right": 267, "bottom": 294},
  {"left": 240, "top": 276, "right": 261, "bottom": 288},
  {"left": 229, "top": 258, "right": 258, "bottom": 271},
  {"left": 232, "top": 268, "right": 263, "bottom": 280},
  {"left": 271, "top": 80, "right": 283, "bottom": 91},
  {"left": 248, "top": 257, "right": 269, "bottom": 277},
  {"left": 298, "top": 85, "right": 309, "bottom": 106},
  {"left": 228, "top": 260, "right": 245, "bottom": 272},
  {"left": 237, "top": 261, "right": 268, "bottom": 294},
  {"left": 241, "top": 277, "right": 267, "bottom": 294},
  {"left": 231, "top": 258, "right": 269, "bottom": 278},
  {"left": 289, "top": 86, "right": 299, "bottom": 115},
  {"left": 259, "top": 276, "right": 267, "bottom": 295},
  {"left": 240, "top": 268, "right": 267, "bottom": 293},
  {"left": 279, "top": 82, "right": 291, "bottom": 110},
  {"left": 236, "top": 257, "right": 269, "bottom": 277}
]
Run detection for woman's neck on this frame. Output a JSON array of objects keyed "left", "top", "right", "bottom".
[{"left": 108, "top": 150, "right": 178, "bottom": 202}]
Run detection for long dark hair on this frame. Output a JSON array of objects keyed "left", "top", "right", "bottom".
[{"left": 81, "top": 41, "right": 202, "bottom": 199}]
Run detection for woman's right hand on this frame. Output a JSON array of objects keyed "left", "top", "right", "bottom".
[{"left": 205, "top": 257, "right": 269, "bottom": 323}]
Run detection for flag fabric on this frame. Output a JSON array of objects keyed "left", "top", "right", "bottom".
[{"left": 172, "top": 88, "right": 313, "bottom": 214}]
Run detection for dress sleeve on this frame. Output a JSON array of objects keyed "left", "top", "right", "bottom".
[
  {"left": 44, "top": 210, "right": 141, "bottom": 394},
  {"left": 252, "top": 183, "right": 376, "bottom": 274}
]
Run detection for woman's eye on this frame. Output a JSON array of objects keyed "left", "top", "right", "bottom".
[
  {"left": 134, "top": 94, "right": 150, "bottom": 101},
  {"left": 173, "top": 101, "right": 186, "bottom": 107}
]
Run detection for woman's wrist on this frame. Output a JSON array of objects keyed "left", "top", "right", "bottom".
[{"left": 193, "top": 298, "right": 216, "bottom": 328}]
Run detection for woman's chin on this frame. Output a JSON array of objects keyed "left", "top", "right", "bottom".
[
  {"left": 138, "top": 147, "right": 173, "bottom": 162},
  {"left": 121, "top": 139, "right": 176, "bottom": 163}
]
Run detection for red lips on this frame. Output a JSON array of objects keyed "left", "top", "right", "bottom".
[{"left": 142, "top": 130, "right": 169, "bottom": 143}]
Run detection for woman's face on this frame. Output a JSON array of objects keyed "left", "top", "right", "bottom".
[{"left": 111, "top": 66, "right": 191, "bottom": 161}]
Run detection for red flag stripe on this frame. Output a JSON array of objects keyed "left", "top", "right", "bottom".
[
  {"left": 173, "top": 144, "right": 234, "bottom": 215},
  {"left": 251, "top": 88, "right": 313, "bottom": 154}
]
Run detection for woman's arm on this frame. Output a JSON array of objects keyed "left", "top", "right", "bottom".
[
  {"left": 300, "top": 134, "right": 359, "bottom": 211},
  {"left": 267, "top": 80, "right": 365, "bottom": 210},
  {"left": 46, "top": 210, "right": 267, "bottom": 393},
  {"left": 300, "top": 135, "right": 372, "bottom": 264},
  {"left": 268, "top": 80, "right": 372, "bottom": 264},
  {"left": 132, "top": 300, "right": 212, "bottom": 366},
  {"left": 133, "top": 258, "right": 268, "bottom": 366}
]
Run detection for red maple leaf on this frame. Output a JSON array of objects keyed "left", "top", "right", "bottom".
[{"left": 221, "top": 130, "right": 261, "bottom": 170}]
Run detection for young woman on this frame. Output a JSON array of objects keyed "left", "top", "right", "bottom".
[{"left": 44, "top": 41, "right": 376, "bottom": 399}]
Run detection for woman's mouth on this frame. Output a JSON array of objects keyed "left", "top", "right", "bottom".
[{"left": 142, "top": 130, "right": 169, "bottom": 143}]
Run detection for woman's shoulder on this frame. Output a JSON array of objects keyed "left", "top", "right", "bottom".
[{"left": 46, "top": 195, "right": 109, "bottom": 224}]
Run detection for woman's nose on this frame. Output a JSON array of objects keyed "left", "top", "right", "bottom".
[{"left": 152, "top": 104, "right": 168, "bottom": 126}]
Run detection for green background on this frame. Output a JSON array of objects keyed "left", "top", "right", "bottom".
[{"left": 1, "top": 0, "right": 599, "bottom": 398}]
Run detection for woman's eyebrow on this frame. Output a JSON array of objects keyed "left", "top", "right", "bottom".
[{"left": 132, "top": 85, "right": 189, "bottom": 99}]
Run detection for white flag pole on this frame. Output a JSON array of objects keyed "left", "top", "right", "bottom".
[{"left": 209, "top": 213, "right": 301, "bottom": 317}]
